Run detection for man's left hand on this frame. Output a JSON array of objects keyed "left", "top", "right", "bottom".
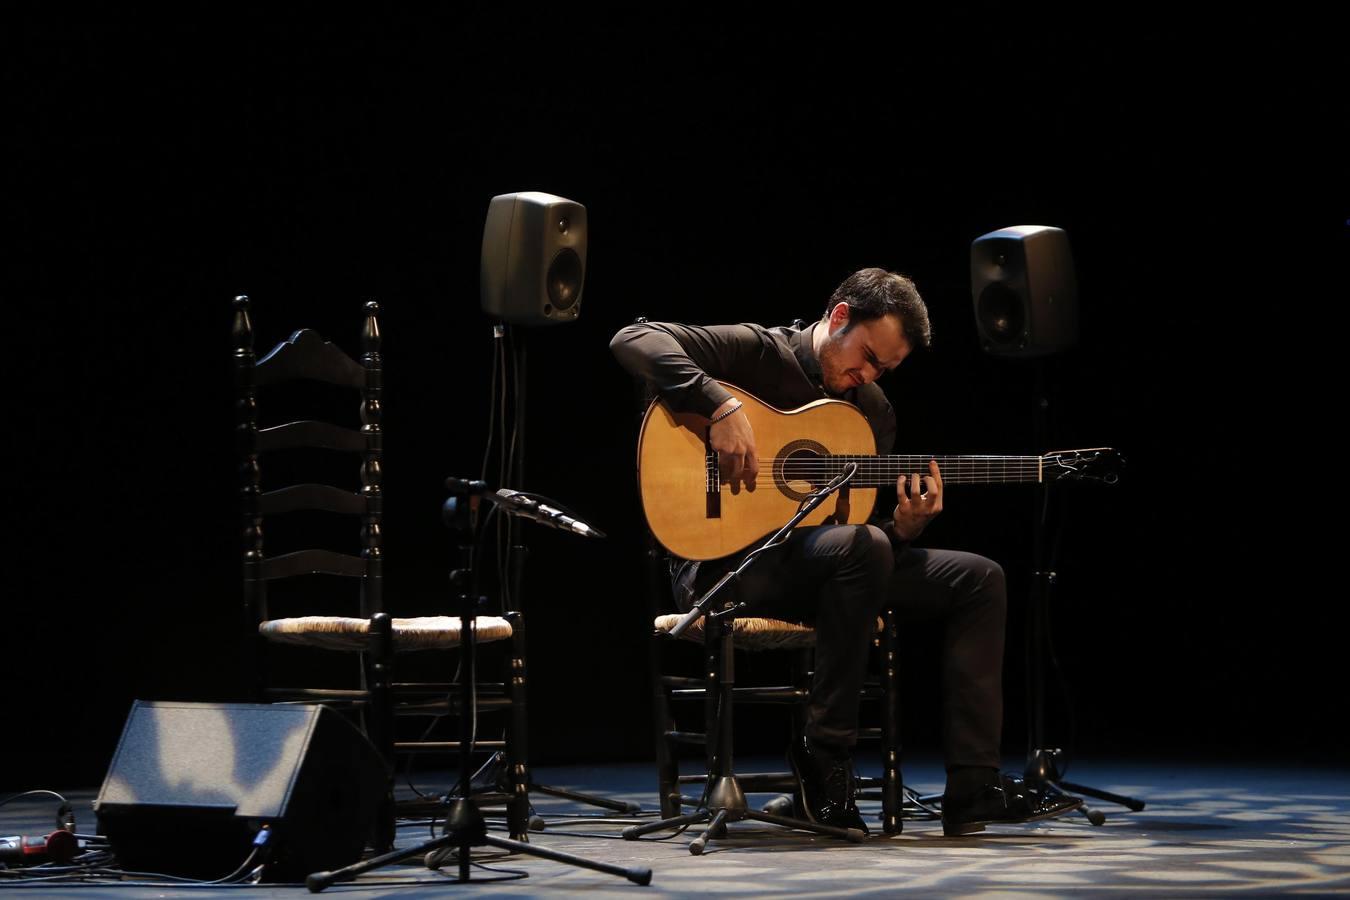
[{"left": 893, "top": 459, "right": 943, "bottom": 541}]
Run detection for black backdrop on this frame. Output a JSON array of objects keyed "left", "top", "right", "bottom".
[{"left": 8, "top": 11, "right": 1342, "bottom": 788}]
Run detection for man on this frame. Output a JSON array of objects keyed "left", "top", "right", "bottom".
[{"left": 611, "top": 267, "right": 1080, "bottom": 836}]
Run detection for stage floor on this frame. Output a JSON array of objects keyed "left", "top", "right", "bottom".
[{"left": 3, "top": 757, "right": 1347, "bottom": 897}]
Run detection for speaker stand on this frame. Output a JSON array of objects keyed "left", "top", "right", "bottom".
[
  {"left": 496, "top": 328, "right": 642, "bottom": 816},
  {"left": 1020, "top": 361, "right": 1144, "bottom": 822}
]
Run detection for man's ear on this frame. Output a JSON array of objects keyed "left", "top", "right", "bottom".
[{"left": 828, "top": 302, "right": 850, "bottom": 331}]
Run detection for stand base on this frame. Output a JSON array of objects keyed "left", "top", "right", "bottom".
[
  {"left": 306, "top": 798, "right": 650, "bottom": 891},
  {"left": 1024, "top": 748, "right": 1146, "bottom": 826},
  {"left": 622, "top": 775, "right": 865, "bottom": 855}
]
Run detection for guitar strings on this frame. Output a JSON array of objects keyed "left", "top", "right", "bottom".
[
  {"left": 706, "top": 456, "right": 1046, "bottom": 488},
  {"left": 701, "top": 451, "right": 1095, "bottom": 489}
]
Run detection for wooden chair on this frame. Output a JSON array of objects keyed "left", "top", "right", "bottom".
[
  {"left": 624, "top": 358, "right": 904, "bottom": 849},
  {"left": 233, "top": 295, "right": 530, "bottom": 845}
]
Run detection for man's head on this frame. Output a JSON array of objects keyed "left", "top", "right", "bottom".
[{"left": 816, "top": 268, "right": 932, "bottom": 396}]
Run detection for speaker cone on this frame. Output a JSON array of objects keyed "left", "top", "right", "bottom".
[
  {"left": 977, "top": 282, "right": 1025, "bottom": 345},
  {"left": 547, "top": 248, "right": 583, "bottom": 312}
]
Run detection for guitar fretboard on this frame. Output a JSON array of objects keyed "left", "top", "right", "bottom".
[{"left": 753, "top": 454, "right": 1044, "bottom": 486}]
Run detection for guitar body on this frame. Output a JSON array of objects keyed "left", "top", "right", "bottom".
[{"left": 638, "top": 384, "right": 879, "bottom": 560}]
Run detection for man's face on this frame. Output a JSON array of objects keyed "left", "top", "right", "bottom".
[{"left": 818, "top": 304, "right": 912, "bottom": 396}]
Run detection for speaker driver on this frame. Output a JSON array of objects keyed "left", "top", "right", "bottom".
[
  {"left": 548, "top": 247, "right": 583, "bottom": 312},
  {"left": 977, "top": 282, "right": 1026, "bottom": 345}
]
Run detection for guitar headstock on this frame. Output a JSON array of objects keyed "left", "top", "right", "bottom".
[{"left": 1041, "top": 448, "right": 1123, "bottom": 484}]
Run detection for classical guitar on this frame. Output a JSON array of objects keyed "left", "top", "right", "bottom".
[{"left": 637, "top": 383, "right": 1120, "bottom": 560}]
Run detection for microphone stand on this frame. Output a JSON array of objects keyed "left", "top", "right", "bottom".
[
  {"left": 305, "top": 478, "right": 651, "bottom": 891},
  {"left": 624, "top": 465, "right": 867, "bottom": 854},
  {"left": 670, "top": 463, "right": 858, "bottom": 641}
]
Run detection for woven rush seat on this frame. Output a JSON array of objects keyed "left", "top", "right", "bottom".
[
  {"left": 653, "top": 613, "right": 885, "bottom": 651},
  {"left": 653, "top": 613, "right": 817, "bottom": 650},
  {"left": 260, "top": 615, "right": 514, "bottom": 652}
]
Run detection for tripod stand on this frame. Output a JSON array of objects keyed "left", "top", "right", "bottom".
[
  {"left": 1021, "top": 361, "right": 1144, "bottom": 822},
  {"left": 623, "top": 466, "right": 867, "bottom": 854},
  {"left": 305, "top": 478, "right": 651, "bottom": 890}
]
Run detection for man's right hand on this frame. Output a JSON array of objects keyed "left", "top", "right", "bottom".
[{"left": 709, "top": 398, "right": 758, "bottom": 493}]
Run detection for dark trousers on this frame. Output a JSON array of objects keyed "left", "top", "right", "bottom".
[{"left": 675, "top": 524, "right": 1006, "bottom": 768}]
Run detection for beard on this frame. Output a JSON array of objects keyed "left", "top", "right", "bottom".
[{"left": 816, "top": 331, "right": 852, "bottom": 397}]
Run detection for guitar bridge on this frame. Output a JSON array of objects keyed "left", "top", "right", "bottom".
[{"left": 706, "top": 447, "right": 721, "bottom": 518}]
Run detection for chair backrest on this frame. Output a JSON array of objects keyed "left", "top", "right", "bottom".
[{"left": 232, "top": 295, "right": 383, "bottom": 626}]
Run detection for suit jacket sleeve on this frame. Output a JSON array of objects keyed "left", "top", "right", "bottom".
[{"left": 609, "top": 321, "right": 776, "bottom": 417}]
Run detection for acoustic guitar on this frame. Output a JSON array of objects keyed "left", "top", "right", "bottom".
[{"left": 637, "top": 383, "right": 1119, "bottom": 560}]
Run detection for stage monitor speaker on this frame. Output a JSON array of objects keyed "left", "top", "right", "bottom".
[
  {"left": 94, "top": 701, "right": 386, "bottom": 882},
  {"left": 480, "top": 190, "right": 587, "bottom": 325},
  {"left": 971, "top": 225, "right": 1079, "bottom": 358}
]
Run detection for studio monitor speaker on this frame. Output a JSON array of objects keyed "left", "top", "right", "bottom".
[
  {"left": 971, "top": 225, "right": 1079, "bottom": 358},
  {"left": 480, "top": 191, "right": 588, "bottom": 325}
]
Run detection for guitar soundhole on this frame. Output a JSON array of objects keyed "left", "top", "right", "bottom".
[{"left": 774, "top": 439, "right": 831, "bottom": 501}]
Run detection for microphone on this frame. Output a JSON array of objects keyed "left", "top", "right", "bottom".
[{"left": 486, "top": 489, "right": 605, "bottom": 539}]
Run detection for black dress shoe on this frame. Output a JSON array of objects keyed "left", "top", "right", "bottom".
[
  {"left": 941, "top": 774, "right": 1082, "bottom": 836},
  {"left": 787, "top": 736, "right": 869, "bottom": 834}
]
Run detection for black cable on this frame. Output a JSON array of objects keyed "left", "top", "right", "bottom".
[
  {"left": 1, "top": 835, "right": 267, "bottom": 888},
  {"left": 476, "top": 325, "right": 506, "bottom": 616},
  {"left": 498, "top": 324, "right": 516, "bottom": 610},
  {"left": 399, "top": 705, "right": 500, "bottom": 802},
  {"left": 0, "top": 790, "right": 69, "bottom": 810},
  {"left": 630, "top": 680, "right": 724, "bottom": 843},
  {"left": 520, "top": 813, "right": 657, "bottom": 826},
  {"left": 1, "top": 855, "right": 114, "bottom": 876},
  {"left": 423, "top": 849, "right": 529, "bottom": 882},
  {"left": 0, "top": 878, "right": 295, "bottom": 889},
  {"left": 1, "top": 863, "right": 258, "bottom": 888},
  {"left": 467, "top": 861, "right": 529, "bottom": 881},
  {"left": 427, "top": 745, "right": 502, "bottom": 840},
  {"left": 400, "top": 714, "right": 444, "bottom": 800},
  {"left": 412, "top": 506, "right": 504, "bottom": 815},
  {"left": 901, "top": 786, "right": 943, "bottom": 818},
  {"left": 479, "top": 326, "right": 503, "bottom": 483},
  {"left": 417, "top": 846, "right": 530, "bottom": 882},
  {"left": 505, "top": 326, "right": 520, "bottom": 491},
  {"left": 1038, "top": 485, "right": 1079, "bottom": 778}
]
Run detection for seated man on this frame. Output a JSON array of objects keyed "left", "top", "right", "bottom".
[{"left": 612, "top": 267, "right": 1080, "bottom": 835}]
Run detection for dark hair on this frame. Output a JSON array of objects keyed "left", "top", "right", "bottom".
[{"left": 825, "top": 268, "right": 933, "bottom": 350}]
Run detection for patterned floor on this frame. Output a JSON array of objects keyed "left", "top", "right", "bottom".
[{"left": 2, "top": 758, "right": 1347, "bottom": 897}]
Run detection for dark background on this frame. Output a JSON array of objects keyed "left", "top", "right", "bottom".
[{"left": 7, "top": 10, "right": 1342, "bottom": 789}]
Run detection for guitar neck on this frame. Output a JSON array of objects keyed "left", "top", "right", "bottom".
[{"left": 818, "top": 454, "right": 1044, "bottom": 485}]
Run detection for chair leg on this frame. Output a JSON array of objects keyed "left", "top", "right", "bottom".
[
  {"left": 366, "top": 612, "right": 396, "bottom": 851},
  {"left": 703, "top": 636, "right": 721, "bottom": 777},
  {"left": 880, "top": 607, "right": 903, "bottom": 835},
  {"left": 790, "top": 646, "right": 811, "bottom": 749},
  {"left": 504, "top": 612, "right": 531, "bottom": 841},
  {"left": 652, "top": 637, "right": 682, "bottom": 818}
]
